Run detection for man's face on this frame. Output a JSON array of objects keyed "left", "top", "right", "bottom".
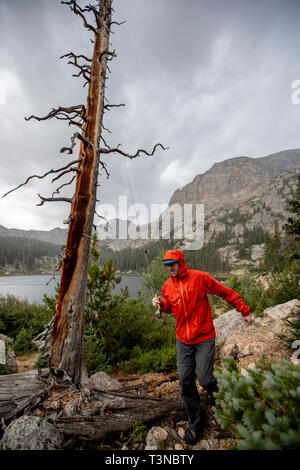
[{"left": 166, "top": 261, "right": 180, "bottom": 277}]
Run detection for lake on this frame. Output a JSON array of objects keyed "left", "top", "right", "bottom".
[{"left": 0, "top": 274, "right": 145, "bottom": 305}]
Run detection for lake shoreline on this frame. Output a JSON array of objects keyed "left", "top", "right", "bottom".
[{"left": 0, "top": 273, "right": 144, "bottom": 304}]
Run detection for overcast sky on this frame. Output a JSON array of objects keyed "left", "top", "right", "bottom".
[{"left": 1, "top": 0, "right": 300, "bottom": 231}]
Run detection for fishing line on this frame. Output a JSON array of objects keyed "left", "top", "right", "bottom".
[{"left": 122, "top": 160, "right": 161, "bottom": 316}]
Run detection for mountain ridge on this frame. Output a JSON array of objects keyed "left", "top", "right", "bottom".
[
  {"left": 169, "top": 148, "right": 300, "bottom": 212},
  {"left": 1, "top": 148, "right": 299, "bottom": 254}
]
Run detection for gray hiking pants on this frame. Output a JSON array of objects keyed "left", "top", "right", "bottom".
[{"left": 176, "top": 337, "right": 218, "bottom": 433}]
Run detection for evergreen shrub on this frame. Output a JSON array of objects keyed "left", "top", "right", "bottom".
[
  {"left": 278, "top": 306, "right": 300, "bottom": 350},
  {"left": 84, "top": 323, "right": 109, "bottom": 375},
  {"left": 120, "top": 344, "right": 177, "bottom": 374},
  {"left": 14, "top": 327, "right": 35, "bottom": 355},
  {"left": 266, "top": 261, "right": 300, "bottom": 305},
  {"left": 213, "top": 356, "right": 300, "bottom": 450}
]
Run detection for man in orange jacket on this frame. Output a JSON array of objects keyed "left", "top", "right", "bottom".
[{"left": 152, "top": 249, "right": 252, "bottom": 445}]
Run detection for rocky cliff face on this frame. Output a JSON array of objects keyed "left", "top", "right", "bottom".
[
  {"left": 202, "top": 169, "right": 299, "bottom": 267},
  {"left": 169, "top": 148, "right": 300, "bottom": 212}
]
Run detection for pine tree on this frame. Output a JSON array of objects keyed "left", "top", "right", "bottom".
[
  {"left": 263, "top": 221, "right": 283, "bottom": 272},
  {"left": 283, "top": 174, "right": 300, "bottom": 239}
]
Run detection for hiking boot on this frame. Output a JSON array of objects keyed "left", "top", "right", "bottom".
[
  {"left": 207, "top": 392, "right": 216, "bottom": 407},
  {"left": 184, "top": 428, "right": 200, "bottom": 445}
]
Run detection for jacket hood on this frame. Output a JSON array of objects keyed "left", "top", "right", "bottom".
[{"left": 162, "top": 249, "right": 188, "bottom": 278}]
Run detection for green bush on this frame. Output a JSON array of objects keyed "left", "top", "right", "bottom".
[
  {"left": 0, "top": 294, "right": 52, "bottom": 352},
  {"left": 213, "top": 356, "right": 300, "bottom": 450},
  {"left": 266, "top": 260, "right": 300, "bottom": 305},
  {"left": 142, "top": 249, "right": 169, "bottom": 301},
  {"left": 130, "top": 421, "right": 148, "bottom": 443},
  {"left": 278, "top": 305, "right": 300, "bottom": 350},
  {"left": 222, "top": 260, "right": 299, "bottom": 315},
  {"left": 86, "top": 295, "right": 175, "bottom": 372},
  {"left": 14, "top": 327, "right": 35, "bottom": 355},
  {"left": 223, "top": 275, "right": 272, "bottom": 315},
  {"left": 0, "top": 294, "right": 53, "bottom": 356},
  {"left": 120, "top": 344, "right": 177, "bottom": 374},
  {"left": 84, "top": 323, "right": 108, "bottom": 376},
  {"left": 33, "top": 352, "right": 48, "bottom": 370}
]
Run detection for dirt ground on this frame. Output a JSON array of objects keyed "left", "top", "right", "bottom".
[{"left": 16, "top": 352, "right": 39, "bottom": 372}]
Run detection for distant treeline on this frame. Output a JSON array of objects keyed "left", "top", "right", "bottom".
[
  {"left": 0, "top": 236, "right": 61, "bottom": 270},
  {"left": 98, "top": 239, "right": 177, "bottom": 272},
  {"left": 98, "top": 226, "right": 267, "bottom": 273},
  {"left": 0, "top": 225, "right": 267, "bottom": 273}
]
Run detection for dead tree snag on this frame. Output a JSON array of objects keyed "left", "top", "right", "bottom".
[
  {"left": 49, "top": 0, "right": 113, "bottom": 386},
  {"left": 2, "top": 0, "right": 167, "bottom": 389}
]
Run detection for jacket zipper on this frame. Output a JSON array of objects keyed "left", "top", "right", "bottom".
[{"left": 179, "top": 279, "right": 190, "bottom": 341}]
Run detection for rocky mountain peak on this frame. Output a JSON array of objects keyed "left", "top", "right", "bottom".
[{"left": 169, "top": 149, "right": 300, "bottom": 214}]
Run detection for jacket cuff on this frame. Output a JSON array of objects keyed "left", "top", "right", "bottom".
[
  {"left": 241, "top": 305, "right": 250, "bottom": 317},
  {"left": 161, "top": 299, "right": 171, "bottom": 314}
]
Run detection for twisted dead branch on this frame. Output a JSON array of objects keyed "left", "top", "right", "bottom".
[
  {"left": 100, "top": 142, "right": 169, "bottom": 159},
  {"left": 2, "top": 159, "right": 82, "bottom": 198}
]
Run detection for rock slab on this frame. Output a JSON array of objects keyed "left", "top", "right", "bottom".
[
  {"left": 88, "top": 371, "right": 122, "bottom": 391},
  {"left": 145, "top": 426, "right": 169, "bottom": 450}
]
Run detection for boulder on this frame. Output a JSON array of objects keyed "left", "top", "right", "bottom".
[
  {"left": 218, "top": 331, "right": 275, "bottom": 358},
  {"left": 251, "top": 244, "right": 265, "bottom": 261},
  {"left": 214, "top": 299, "right": 300, "bottom": 360},
  {"left": 213, "top": 309, "right": 247, "bottom": 345},
  {"left": 145, "top": 426, "right": 168, "bottom": 450},
  {"left": 1, "top": 415, "right": 63, "bottom": 450},
  {"left": 0, "top": 334, "right": 17, "bottom": 373},
  {"left": 263, "top": 299, "right": 300, "bottom": 322},
  {"left": 88, "top": 371, "right": 122, "bottom": 391},
  {"left": 174, "top": 443, "right": 185, "bottom": 450}
]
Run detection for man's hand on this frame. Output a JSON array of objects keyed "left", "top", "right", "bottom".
[
  {"left": 152, "top": 295, "right": 161, "bottom": 308},
  {"left": 244, "top": 314, "right": 253, "bottom": 325}
]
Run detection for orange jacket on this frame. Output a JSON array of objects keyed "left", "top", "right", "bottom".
[{"left": 161, "top": 249, "right": 250, "bottom": 345}]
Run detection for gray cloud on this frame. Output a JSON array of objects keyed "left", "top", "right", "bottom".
[{"left": 1, "top": 0, "right": 300, "bottom": 230}]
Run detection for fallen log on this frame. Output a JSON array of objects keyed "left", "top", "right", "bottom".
[
  {"left": 0, "top": 369, "right": 188, "bottom": 446},
  {"left": 50, "top": 398, "right": 186, "bottom": 442},
  {"left": 0, "top": 369, "right": 49, "bottom": 420}
]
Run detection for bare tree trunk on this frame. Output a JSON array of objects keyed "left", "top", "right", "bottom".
[
  {"left": 49, "top": 0, "right": 112, "bottom": 386},
  {"left": 2, "top": 0, "right": 166, "bottom": 391}
]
